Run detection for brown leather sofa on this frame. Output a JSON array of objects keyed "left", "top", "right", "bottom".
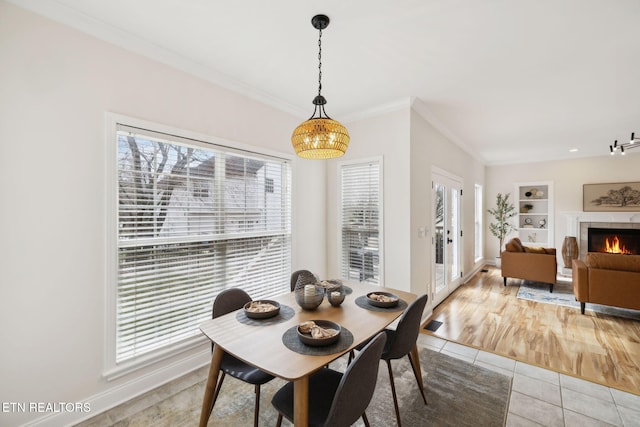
[
  {"left": 572, "top": 252, "right": 640, "bottom": 314},
  {"left": 501, "top": 237, "right": 557, "bottom": 292}
]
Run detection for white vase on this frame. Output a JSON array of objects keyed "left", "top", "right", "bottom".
[{"left": 495, "top": 257, "right": 501, "bottom": 268}]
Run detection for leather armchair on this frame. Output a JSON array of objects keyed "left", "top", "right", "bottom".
[{"left": 501, "top": 237, "right": 557, "bottom": 292}]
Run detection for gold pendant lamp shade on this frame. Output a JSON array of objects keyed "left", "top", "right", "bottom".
[
  {"left": 292, "top": 117, "right": 350, "bottom": 159},
  {"left": 292, "top": 15, "right": 350, "bottom": 159}
]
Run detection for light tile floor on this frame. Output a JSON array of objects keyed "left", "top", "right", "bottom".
[
  {"left": 79, "top": 334, "right": 640, "bottom": 426},
  {"left": 418, "top": 334, "right": 640, "bottom": 427}
]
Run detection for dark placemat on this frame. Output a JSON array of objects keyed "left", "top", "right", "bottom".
[
  {"left": 355, "top": 295, "right": 408, "bottom": 312},
  {"left": 282, "top": 326, "right": 354, "bottom": 356},
  {"left": 235, "top": 304, "right": 295, "bottom": 326}
]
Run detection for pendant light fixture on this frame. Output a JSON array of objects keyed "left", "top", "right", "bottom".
[{"left": 291, "top": 14, "right": 350, "bottom": 159}]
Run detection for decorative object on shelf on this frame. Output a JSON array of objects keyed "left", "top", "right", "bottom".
[
  {"left": 522, "top": 203, "right": 534, "bottom": 213},
  {"left": 608, "top": 132, "right": 639, "bottom": 155},
  {"left": 526, "top": 188, "right": 545, "bottom": 199},
  {"left": 528, "top": 188, "right": 545, "bottom": 199},
  {"left": 291, "top": 14, "right": 350, "bottom": 159},
  {"left": 488, "top": 193, "right": 517, "bottom": 264},
  {"left": 583, "top": 182, "right": 640, "bottom": 212},
  {"left": 538, "top": 218, "right": 547, "bottom": 228},
  {"left": 561, "top": 236, "right": 579, "bottom": 268},
  {"left": 524, "top": 218, "right": 533, "bottom": 226},
  {"left": 527, "top": 233, "right": 537, "bottom": 243}
]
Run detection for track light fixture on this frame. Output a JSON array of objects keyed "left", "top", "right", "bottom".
[{"left": 609, "top": 132, "right": 639, "bottom": 156}]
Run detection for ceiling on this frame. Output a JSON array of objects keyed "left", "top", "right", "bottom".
[{"left": 11, "top": 0, "right": 640, "bottom": 164}]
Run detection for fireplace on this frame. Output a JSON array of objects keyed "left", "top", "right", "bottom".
[
  {"left": 563, "top": 212, "right": 640, "bottom": 262},
  {"left": 587, "top": 227, "right": 640, "bottom": 255}
]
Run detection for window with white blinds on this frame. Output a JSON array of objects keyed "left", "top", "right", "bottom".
[
  {"left": 339, "top": 159, "right": 382, "bottom": 284},
  {"left": 474, "top": 183, "right": 483, "bottom": 261},
  {"left": 114, "top": 123, "right": 291, "bottom": 365}
]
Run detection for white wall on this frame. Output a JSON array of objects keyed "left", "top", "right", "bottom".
[
  {"left": 485, "top": 155, "right": 640, "bottom": 261},
  {"left": 0, "top": 3, "right": 325, "bottom": 426},
  {"left": 410, "top": 109, "right": 485, "bottom": 306},
  {"left": 325, "top": 103, "right": 485, "bottom": 311},
  {"left": 326, "top": 107, "right": 412, "bottom": 290}
]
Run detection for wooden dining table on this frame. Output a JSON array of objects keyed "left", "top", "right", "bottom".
[{"left": 198, "top": 281, "right": 418, "bottom": 427}]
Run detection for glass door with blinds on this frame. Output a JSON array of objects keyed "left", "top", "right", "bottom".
[
  {"left": 339, "top": 158, "right": 383, "bottom": 284},
  {"left": 432, "top": 170, "right": 462, "bottom": 306}
]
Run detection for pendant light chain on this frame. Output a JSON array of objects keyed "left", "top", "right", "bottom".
[{"left": 317, "top": 28, "right": 323, "bottom": 97}]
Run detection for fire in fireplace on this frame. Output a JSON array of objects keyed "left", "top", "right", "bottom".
[{"left": 588, "top": 228, "right": 640, "bottom": 255}]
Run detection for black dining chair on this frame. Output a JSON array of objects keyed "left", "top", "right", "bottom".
[
  {"left": 209, "top": 288, "right": 275, "bottom": 427},
  {"left": 290, "top": 269, "right": 317, "bottom": 291},
  {"left": 271, "top": 331, "right": 387, "bottom": 427},
  {"left": 349, "top": 293, "right": 429, "bottom": 427}
]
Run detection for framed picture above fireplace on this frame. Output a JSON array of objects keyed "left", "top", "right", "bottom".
[{"left": 583, "top": 182, "right": 640, "bottom": 212}]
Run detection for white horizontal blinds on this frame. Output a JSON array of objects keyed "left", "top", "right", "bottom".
[
  {"left": 116, "top": 125, "right": 291, "bottom": 363},
  {"left": 340, "top": 161, "right": 381, "bottom": 284}
]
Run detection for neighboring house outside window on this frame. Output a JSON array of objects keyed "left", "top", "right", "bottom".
[
  {"left": 338, "top": 158, "right": 383, "bottom": 284},
  {"left": 106, "top": 116, "right": 291, "bottom": 376}
]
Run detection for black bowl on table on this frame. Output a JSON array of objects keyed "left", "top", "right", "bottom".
[
  {"left": 297, "top": 320, "right": 341, "bottom": 346},
  {"left": 243, "top": 300, "right": 281, "bottom": 319},
  {"left": 319, "top": 279, "right": 343, "bottom": 293},
  {"left": 366, "top": 291, "right": 399, "bottom": 308}
]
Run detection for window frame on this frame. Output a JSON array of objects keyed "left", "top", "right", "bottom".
[
  {"left": 474, "top": 183, "right": 483, "bottom": 262},
  {"left": 104, "top": 113, "right": 292, "bottom": 379},
  {"left": 337, "top": 156, "right": 384, "bottom": 285}
]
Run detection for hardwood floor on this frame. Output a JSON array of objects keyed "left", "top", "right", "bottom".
[{"left": 424, "top": 265, "right": 640, "bottom": 396}]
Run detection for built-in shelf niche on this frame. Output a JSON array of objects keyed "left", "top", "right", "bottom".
[{"left": 515, "top": 181, "right": 553, "bottom": 247}]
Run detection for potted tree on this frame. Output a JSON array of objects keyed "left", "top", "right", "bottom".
[{"left": 487, "top": 192, "right": 517, "bottom": 267}]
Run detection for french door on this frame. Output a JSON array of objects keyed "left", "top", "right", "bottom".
[{"left": 432, "top": 170, "right": 463, "bottom": 306}]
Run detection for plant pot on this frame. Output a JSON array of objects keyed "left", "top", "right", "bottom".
[{"left": 495, "top": 256, "right": 501, "bottom": 268}]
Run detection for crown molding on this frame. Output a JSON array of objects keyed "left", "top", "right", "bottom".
[
  {"left": 410, "top": 98, "right": 486, "bottom": 163},
  {"left": 341, "top": 98, "right": 413, "bottom": 123}
]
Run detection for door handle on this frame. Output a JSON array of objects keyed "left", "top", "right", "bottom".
[{"left": 447, "top": 238, "right": 453, "bottom": 244}]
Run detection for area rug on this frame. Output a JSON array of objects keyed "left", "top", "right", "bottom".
[
  {"left": 360, "top": 347, "right": 511, "bottom": 427},
  {"left": 90, "top": 347, "right": 512, "bottom": 426},
  {"left": 517, "top": 278, "right": 640, "bottom": 321}
]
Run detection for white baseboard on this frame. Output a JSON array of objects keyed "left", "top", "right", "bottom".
[
  {"left": 464, "top": 262, "right": 486, "bottom": 282},
  {"left": 23, "top": 348, "right": 211, "bottom": 427}
]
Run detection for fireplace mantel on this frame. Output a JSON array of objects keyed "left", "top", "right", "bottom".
[{"left": 561, "top": 212, "right": 640, "bottom": 237}]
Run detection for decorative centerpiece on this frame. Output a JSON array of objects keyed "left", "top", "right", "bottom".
[
  {"left": 327, "top": 287, "right": 345, "bottom": 306},
  {"left": 317, "top": 279, "right": 344, "bottom": 306},
  {"left": 294, "top": 281, "right": 324, "bottom": 310}
]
